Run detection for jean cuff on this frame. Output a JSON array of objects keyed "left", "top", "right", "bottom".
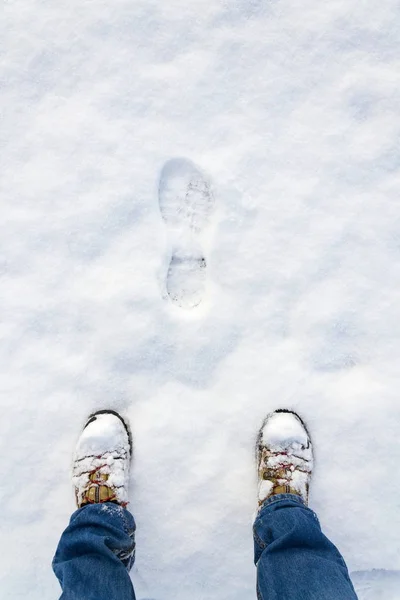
[
  {"left": 258, "top": 493, "right": 306, "bottom": 515},
  {"left": 75, "top": 502, "right": 135, "bottom": 535}
]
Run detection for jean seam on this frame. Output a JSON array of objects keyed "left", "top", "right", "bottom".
[
  {"left": 256, "top": 582, "right": 263, "bottom": 600},
  {"left": 121, "top": 510, "right": 135, "bottom": 537},
  {"left": 121, "top": 510, "right": 130, "bottom": 535},
  {"left": 253, "top": 525, "right": 267, "bottom": 550}
]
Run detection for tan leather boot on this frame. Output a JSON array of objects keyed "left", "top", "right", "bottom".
[
  {"left": 73, "top": 410, "right": 131, "bottom": 508},
  {"left": 257, "top": 409, "right": 313, "bottom": 508}
]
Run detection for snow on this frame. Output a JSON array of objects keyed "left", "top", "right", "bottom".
[
  {"left": 75, "top": 412, "right": 130, "bottom": 456},
  {"left": 1, "top": 0, "right": 400, "bottom": 599},
  {"left": 260, "top": 411, "right": 309, "bottom": 448}
]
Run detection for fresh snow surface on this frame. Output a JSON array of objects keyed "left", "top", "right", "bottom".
[{"left": 2, "top": 1, "right": 400, "bottom": 599}]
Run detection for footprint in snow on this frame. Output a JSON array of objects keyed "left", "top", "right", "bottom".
[{"left": 159, "top": 158, "right": 214, "bottom": 309}]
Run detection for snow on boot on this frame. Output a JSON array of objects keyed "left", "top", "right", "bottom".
[
  {"left": 72, "top": 410, "right": 131, "bottom": 508},
  {"left": 257, "top": 409, "right": 313, "bottom": 508}
]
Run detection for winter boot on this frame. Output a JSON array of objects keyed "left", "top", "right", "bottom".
[
  {"left": 257, "top": 409, "right": 313, "bottom": 508},
  {"left": 73, "top": 410, "right": 131, "bottom": 508}
]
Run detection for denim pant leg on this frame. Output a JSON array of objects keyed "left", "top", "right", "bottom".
[
  {"left": 253, "top": 494, "right": 358, "bottom": 600},
  {"left": 53, "top": 502, "right": 136, "bottom": 600}
]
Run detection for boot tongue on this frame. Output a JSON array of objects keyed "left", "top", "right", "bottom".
[
  {"left": 79, "top": 482, "right": 118, "bottom": 507},
  {"left": 272, "top": 484, "right": 301, "bottom": 497}
]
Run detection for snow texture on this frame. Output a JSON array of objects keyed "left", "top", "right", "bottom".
[{"left": 1, "top": 1, "right": 400, "bottom": 599}]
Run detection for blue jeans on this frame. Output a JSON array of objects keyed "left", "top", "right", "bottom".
[
  {"left": 53, "top": 503, "right": 136, "bottom": 600},
  {"left": 254, "top": 494, "right": 358, "bottom": 600},
  {"left": 53, "top": 495, "right": 358, "bottom": 600}
]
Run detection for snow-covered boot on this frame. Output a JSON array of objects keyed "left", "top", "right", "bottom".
[
  {"left": 257, "top": 409, "right": 313, "bottom": 508},
  {"left": 73, "top": 410, "right": 131, "bottom": 508}
]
